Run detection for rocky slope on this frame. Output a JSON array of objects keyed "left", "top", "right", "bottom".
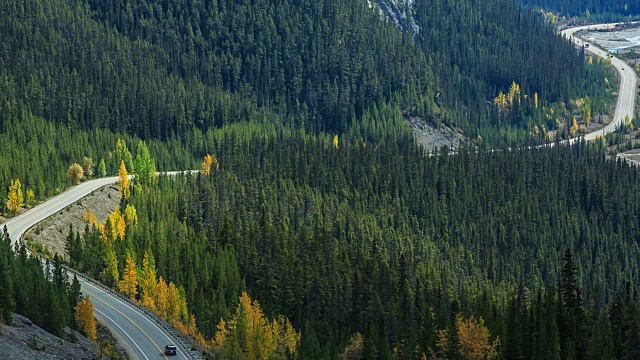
[{"left": 0, "top": 314, "right": 99, "bottom": 360}]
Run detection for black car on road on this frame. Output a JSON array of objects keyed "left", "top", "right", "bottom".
[{"left": 165, "top": 345, "right": 177, "bottom": 356}]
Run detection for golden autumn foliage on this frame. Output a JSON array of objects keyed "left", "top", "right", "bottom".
[
  {"left": 105, "top": 208, "right": 126, "bottom": 242},
  {"left": 118, "top": 160, "right": 131, "bottom": 199},
  {"left": 75, "top": 296, "right": 97, "bottom": 342},
  {"left": 570, "top": 117, "right": 579, "bottom": 137},
  {"left": 156, "top": 276, "right": 169, "bottom": 317},
  {"left": 341, "top": 332, "right": 364, "bottom": 360},
  {"left": 534, "top": 92, "right": 539, "bottom": 109},
  {"left": 140, "top": 251, "right": 158, "bottom": 310},
  {"left": 212, "top": 292, "right": 301, "bottom": 359},
  {"left": 202, "top": 154, "right": 219, "bottom": 175},
  {"left": 7, "top": 179, "right": 24, "bottom": 214},
  {"left": 85, "top": 208, "right": 98, "bottom": 227},
  {"left": 508, "top": 82, "right": 521, "bottom": 106},
  {"left": 457, "top": 314, "right": 500, "bottom": 360},
  {"left": 66, "top": 163, "right": 84, "bottom": 184},
  {"left": 333, "top": 135, "right": 339, "bottom": 149},
  {"left": 493, "top": 92, "right": 508, "bottom": 112},
  {"left": 124, "top": 204, "right": 138, "bottom": 226},
  {"left": 118, "top": 253, "right": 138, "bottom": 300}
]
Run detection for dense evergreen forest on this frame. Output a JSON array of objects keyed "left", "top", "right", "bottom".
[
  {"left": 66, "top": 135, "right": 640, "bottom": 359},
  {"left": 520, "top": 0, "right": 640, "bottom": 18},
  {"left": 413, "top": 0, "right": 612, "bottom": 141},
  {"left": 0, "top": 0, "right": 616, "bottom": 204},
  {"left": 0, "top": 226, "right": 96, "bottom": 342},
  {"left": 3, "top": 0, "right": 638, "bottom": 358}
]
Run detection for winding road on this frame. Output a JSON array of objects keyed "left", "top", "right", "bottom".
[
  {"left": 0, "top": 22, "right": 636, "bottom": 360},
  {"left": 561, "top": 23, "right": 637, "bottom": 143},
  {"left": 4, "top": 172, "right": 197, "bottom": 360}
]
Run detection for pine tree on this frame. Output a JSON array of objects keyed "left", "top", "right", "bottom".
[
  {"left": 98, "top": 158, "right": 107, "bottom": 178},
  {"left": 101, "top": 245, "right": 119, "bottom": 287},
  {"left": 134, "top": 141, "right": 157, "bottom": 187}
]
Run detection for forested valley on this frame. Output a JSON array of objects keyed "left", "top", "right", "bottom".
[
  {"left": 65, "top": 137, "right": 640, "bottom": 359},
  {"left": 520, "top": 0, "right": 640, "bottom": 19},
  {"left": 2, "top": 0, "right": 639, "bottom": 359}
]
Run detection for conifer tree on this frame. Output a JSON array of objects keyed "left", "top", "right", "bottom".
[
  {"left": 118, "top": 161, "right": 131, "bottom": 200},
  {"left": 98, "top": 159, "right": 107, "bottom": 178},
  {"left": 101, "top": 245, "right": 119, "bottom": 287},
  {"left": 118, "top": 253, "right": 138, "bottom": 300},
  {"left": 140, "top": 251, "right": 158, "bottom": 310},
  {"left": 134, "top": 141, "right": 157, "bottom": 187}
]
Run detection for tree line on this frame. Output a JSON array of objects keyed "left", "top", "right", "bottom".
[{"left": 61, "top": 132, "right": 640, "bottom": 358}]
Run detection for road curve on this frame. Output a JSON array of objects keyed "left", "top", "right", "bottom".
[
  {"left": 561, "top": 23, "right": 637, "bottom": 143},
  {"left": 3, "top": 171, "right": 197, "bottom": 360}
]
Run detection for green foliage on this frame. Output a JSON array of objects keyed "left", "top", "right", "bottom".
[
  {"left": 134, "top": 141, "right": 157, "bottom": 187},
  {"left": 70, "top": 133, "right": 640, "bottom": 357},
  {"left": 0, "top": 227, "right": 79, "bottom": 337}
]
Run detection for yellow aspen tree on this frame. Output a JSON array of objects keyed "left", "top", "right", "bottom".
[
  {"left": 333, "top": 135, "right": 339, "bottom": 149},
  {"left": 156, "top": 276, "right": 169, "bottom": 317},
  {"left": 588, "top": 55, "right": 593, "bottom": 65},
  {"left": 212, "top": 292, "right": 300, "bottom": 359},
  {"left": 570, "top": 117, "right": 579, "bottom": 137},
  {"left": 106, "top": 208, "right": 126, "bottom": 241},
  {"left": 75, "top": 296, "right": 97, "bottom": 342},
  {"left": 276, "top": 315, "right": 301, "bottom": 356},
  {"left": 534, "top": 92, "right": 539, "bottom": 109},
  {"left": 188, "top": 314, "right": 198, "bottom": 337},
  {"left": 140, "top": 251, "right": 158, "bottom": 310},
  {"left": 457, "top": 315, "right": 500, "bottom": 360},
  {"left": 202, "top": 154, "right": 218, "bottom": 175},
  {"left": 85, "top": 208, "right": 98, "bottom": 228},
  {"left": 493, "top": 92, "right": 508, "bottom": 112},
  {"left": 167, "top": 282, "right": 182, "bottom": 322},
  {"left": 212, "top": 318, "right": 229, "bottom": 350},
  {"left": 66, "top": 163, "right": 84, "bottom": 184},
  {"left": 118, "top": 253, "right": 138, "bottom": 300},
  {"left": 7, "top": 179, "right": 24, "bottom": 214},
  {"left": 118, "top": 160, "right": 130, "bottom": 199},
  {"left": 124, "top": 204, "right": 138, "bottom": 226},
  {"left": 508, "top": 82, "right": 521, "bottom": 106}
]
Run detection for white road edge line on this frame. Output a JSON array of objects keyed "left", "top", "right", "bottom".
[
  {"left": 80, "top": 278, "right": 188, "bottom": 359},
  {"left": 93, "top": 307, "right": 150, "bottom": 360}
]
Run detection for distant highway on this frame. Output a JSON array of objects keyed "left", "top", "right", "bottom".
[
  {"left": 4, "top": 171, "right": 196, "bottom": 360},
  {"left": 561, "top": 23, "right": 637, "bottom": 143}
]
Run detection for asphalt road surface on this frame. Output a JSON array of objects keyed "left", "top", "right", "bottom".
[
  {"left": 561, "top": 23, "right": 637, "bottom": 143},
  {"left": 1, "top": 22, "right": 636, "bottom": 360},
  {"left": 4, "top": 172, "right": 194, "bottom": 360}
]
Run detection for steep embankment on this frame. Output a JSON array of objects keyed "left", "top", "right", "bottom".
[{"left": 0, "top": 314, "right": 99, "bottom": 360}]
